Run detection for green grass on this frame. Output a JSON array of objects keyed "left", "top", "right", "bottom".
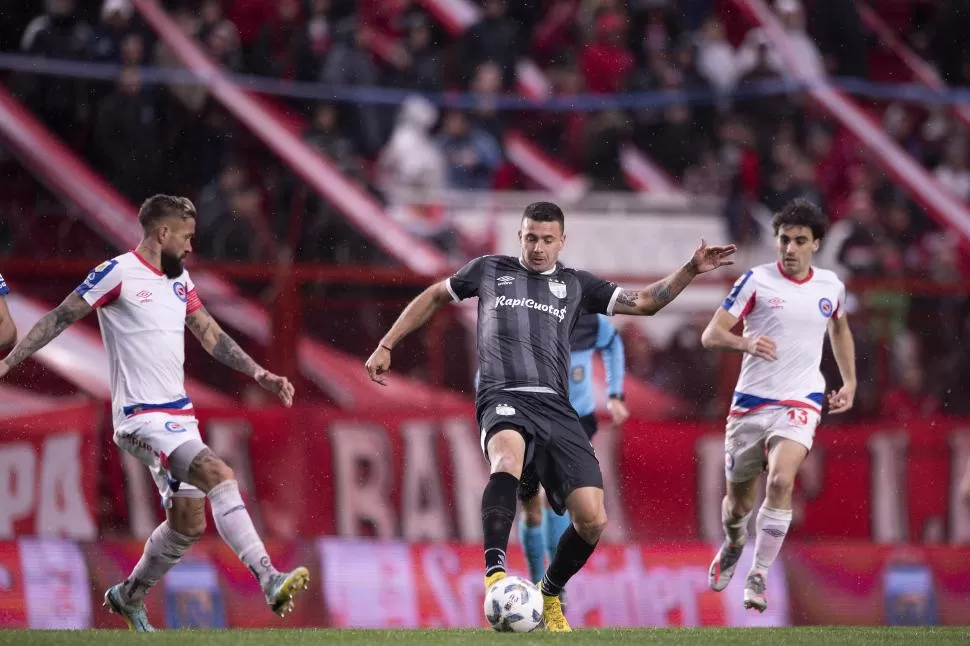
[{"left": 1, "top": 628, "right": 968, "bottom": 645}]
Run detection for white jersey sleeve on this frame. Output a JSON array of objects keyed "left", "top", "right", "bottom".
[
  {"left": 75, "top": 258, "right": 124, "bottom": 309},
  {"left": 722, "top": 269, "right": 757, "bottom": 320}
]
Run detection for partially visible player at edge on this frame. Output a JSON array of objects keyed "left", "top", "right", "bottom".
[
  {"left": 519, "top": 313, "right": 628, "bottom": 597},
  {"left": 0, "top": 272, "right": 15, "bottom": 351},
  {"left": 701, "top": 198, "right": 856, "bottom": 612},
  {"left": 365, "top": 201, "right": 735, "bottom": 631},
  {"left": 0, "top": 196, "right": 309, "bottom": 632}
]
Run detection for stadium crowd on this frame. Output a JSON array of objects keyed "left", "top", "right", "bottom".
[{"left": 1, "top": 0, "right": 969, "bottom": 419}]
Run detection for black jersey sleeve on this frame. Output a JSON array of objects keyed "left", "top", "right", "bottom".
[
  {"left": 575, "top": 270, "right": 621, "bottom": 315},
  {"left": 446, "top": 256, "right": 489, "bottom": 301}
]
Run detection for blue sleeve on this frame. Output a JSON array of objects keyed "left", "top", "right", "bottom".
[
  {"left": 0, "top": 273, "right": 8, "bottom": 295},
  {"left": 595, "top": 315, "right": 625, "bottom": 397}
]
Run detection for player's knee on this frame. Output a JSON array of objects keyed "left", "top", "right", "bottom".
[
  {"left": 725, "top": 496, "right": 753, "bottom": 520},
  {"left": 171, "top": 516, "right": 206, "bottom": 539},
  {"left": 766, "top": 471, "right": 795, "bottom": 500},
  {"left": 188, "top": 451, "right": 235, "bottom": 492},
  {"left": 573, "top": 508, "right": 607, "bottom": 543}
]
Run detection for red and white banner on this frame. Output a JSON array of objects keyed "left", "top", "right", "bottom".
[
  {"left": 317, "top": 538, "right": 788, "bottom": 628},
  {"left": 0, "top": 539, "right": 91, "bottom": 629},
  {"left": 107, "top": 409, "right": 970, "bottom": 544},
  {"left": 0, "top": 404, "right": 100, "bottom": 540}
]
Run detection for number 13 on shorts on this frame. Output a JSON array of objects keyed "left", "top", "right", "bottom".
[{"left": 787, "top": 408, "right": 810, "bottom": 426}]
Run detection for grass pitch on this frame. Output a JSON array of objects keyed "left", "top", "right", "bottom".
[{"left": 1, "top": 628, "right": 967, "bottom": 645}]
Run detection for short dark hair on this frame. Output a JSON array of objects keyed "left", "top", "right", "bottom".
[
  {"left": 772, "top": 198, "right": 826, "bottom": 240},
  {"left": 522, "top": 201, "right": 565, "bottom": 231},
  {"left": 138, "top": 194, "right": 196, "bottom": 232}
]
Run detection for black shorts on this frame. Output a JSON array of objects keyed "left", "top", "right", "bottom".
[
  {"left": 478, "top": 391, "right": 603, "bottom": 514},
  {"left": 519, "top": 413, "right": 600, "bottom": 503}
]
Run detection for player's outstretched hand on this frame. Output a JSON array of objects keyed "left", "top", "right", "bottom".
[
  {"left": 607, "top": 397, "right": 630, "bottom": 427},
  {"left": 255, "top": 369, "right": 295, "bottom": 407},
  {"left": 744, "top": 335, "right": 778, "bottom": 361},
  {"left": 689, "top": 239, "right": 737, "bottom": 274},
  {"left": 365, "top": 346, "right": 391, "bottom": 386},
  {"left": 827, "top": 383, "right": 855, "bottom": 414}
]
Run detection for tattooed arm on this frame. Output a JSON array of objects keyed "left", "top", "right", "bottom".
[
  {"left": 611, "top": 262, "right": 699, "bottom": 316},
  {"left": 185, "top": 306, "right": 295, "bottom": 406},
  {"left": 611, "top": 239, "right": 738, "bottom": 316},
  {"left": 0, "top": 292, "right": 92, "bottom": 376}
]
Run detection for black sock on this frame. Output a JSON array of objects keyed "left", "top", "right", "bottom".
[
  {"left": 481, "top": 472, "right": 519, "bottom": 577},
  {"left": 541, "top": 524, "right": 597, "bottom": 597}
]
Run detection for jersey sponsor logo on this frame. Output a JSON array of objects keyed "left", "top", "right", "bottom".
[
  {"left": 164, "top": 421, "right": 186, "bottom": 433},
  {"left": 76, "top": 259, "right": 118, "bottom": 296},
  {"left": 497, "top": 275, "right": 515, "bottom": 286},
  {"left": 494, "top": 295, "right": 567, "bottom": 322},
  {"left": 495, "top": 404, "right": 516, "bottom": 416},
  {"left": 767, "top": 297, "right": 785, "bottom": 309},
  {"left": 548, "top": 280, "right": 567, "bottom": 299},
  {"left": 173, "top": 281, "right": 188, "bottom": 303},
  {"left": 136, "top": 289, "right": 153, "bottom": 303},
  {"left": 818, "top": 297, "right": 834, "bottom": 318}
]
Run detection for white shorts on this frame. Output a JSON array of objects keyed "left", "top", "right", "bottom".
[
  {"left": 114, "top": 412, "right": 207, "bottom": 509},
  {"left": 723, "top": 406, "right": 821, "bottom": 483}
]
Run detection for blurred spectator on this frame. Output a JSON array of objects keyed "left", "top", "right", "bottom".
[
  {"left": 457, "top": 0, "right": 520, "bottom": 88},
  {"left": 304, "top": 103, "right": 363, "bottom": 181},
  {"left": 807, "top": 0, "right": 868, "bottom": 78},
  {"left": 933, "top": 138, "right": 970, "bottom": 202},
  {"left": 531, "top": 0, "right": 580, "bottom": 68},
  {"left": 205, "top": 19, "right": 243, "bottom": 72},
  {"left": 201, "top": 184, "right": 277, "bottom": 262},
  {"left": 154, "top": 6, "right": 207, "bottom": 113},
  {"left": 581, "top": 12, "right": 634, "bottom": 93},
  {"left": 93, "top": 67, "right": 159, "bottom": 202},
  {"left": 93, "top": 0, "right": 134, "bottom": 63},
  {"left": 837, "top": 190, "right": 886, "bottom": 277},
  {"left": 197, "top": 160, "right": 247, "bottom": 237},
  {"left": 585, "top": 110, "right": 631, "bottom": 189},
  {"left": 19, "top": 0, "right": 95, "bottom": 143},
  {"left": 321, "top": 17, "right": 384, "bottom": 154},
  {"left": 435, "top": 111, "right": 503, "bottom": 190},
  {"left": 378, "top": 96, "right": 445, "bottom": 196},
  {"left": 696, "top": 18, "right": 738, "bottom": 94},
  {"left": 251, "top": 0, "right": 304, "bottom": 79},
  {"left": 468, "top": 62, "right": 505, "bottom": 141},
  {"left": 775, "top": 0, "right": 825, "bottom": 78},
  {"left": 393, "top": 15, "right": 443, "bottom": 93}
]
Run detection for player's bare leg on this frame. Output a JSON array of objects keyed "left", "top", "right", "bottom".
[
  {"left": 539, "top": 486, "right": 607, "bottom": 632},
  {"left": 709, "top": 476, "right": 759, "bottom": 592},
  {"left": 482, "top": 429, "right": 525, "bottom": 592},
  {"left": 104, "top": 496, "right": 204, "bottom": 631},
  {"left": 185, "top": 446, "right": 309, "bottom": 617},
  {"left": 744, "top": 437, "right": 807, "bottom": 612}
]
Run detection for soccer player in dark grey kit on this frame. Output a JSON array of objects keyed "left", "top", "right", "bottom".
[{"left": 365, "top": 202, "right": 735, "bottom": 631}]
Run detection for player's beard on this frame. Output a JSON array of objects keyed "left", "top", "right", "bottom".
[{"left": 160, "top": 250, "right": 185, "bottom": 279}]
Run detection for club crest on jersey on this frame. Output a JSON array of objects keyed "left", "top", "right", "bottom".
[
  {"left": 495, "top": 404, "right": 516, "bottom": 416},
  {"left": 497, "top": 275, "right": 515, "bottom": 287},
  {"left": 173, "top": 281, "right": 188, "bottom": 303},
  {"left": 164, "top": 421, "right": 186, "bottom": 433},
  {"left": 818, "top": 297, "right": 834, "bottom": 318},
  {"left": 548, "top": 280, "right": 567, "bottom": 299}
]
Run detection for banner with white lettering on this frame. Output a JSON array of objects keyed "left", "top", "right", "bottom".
[
  {"left": 0, "top": 404, "right": 99, "bottom": 540},
  {"left": 317, "top": 538, "right": 788, "bottom": 628}
]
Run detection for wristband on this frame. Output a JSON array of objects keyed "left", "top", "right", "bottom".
[
  {"left": 380, "top": 344, "right": 393, "bottom": 352},
  {"left": 608, "top": 394, "right": 625, "bottom": 402}
]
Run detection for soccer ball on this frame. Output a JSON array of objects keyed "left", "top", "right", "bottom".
[{"left": 483, "top": 576, "right": 544, "bottom": 633}]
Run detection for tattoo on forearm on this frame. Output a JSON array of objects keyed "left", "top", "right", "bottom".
[
  {"left": 4, "top": 297, "right": 88, "bottom": 369},
  {"left": 212, "top": 331, "right": 260, "bottom": 377},
  {"left": 642, "top": 262, "right": 695, "bottom": 314},
  {"left": 647, "top": 281, "right": 673, "bottom": 306},
  {"left": 616, "top": 290, "right": 639, "bottom": 308}
]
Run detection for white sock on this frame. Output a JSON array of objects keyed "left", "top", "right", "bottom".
[
  {"left": 721, "top": 497, "right": 751, "bottom": 546},
  {"left": 751, "top": 505, "right": 792, "bottom": 575},
  {"left": 122, "top": 522, "right": 196, "bottom": 605},
  {"left": 207, "top": 480, "right": 278, "bottom": 589}
]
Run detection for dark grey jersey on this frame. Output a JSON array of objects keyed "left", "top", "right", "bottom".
[{"left": 448, "top": 255, "right": 620, "bottom": 400}]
